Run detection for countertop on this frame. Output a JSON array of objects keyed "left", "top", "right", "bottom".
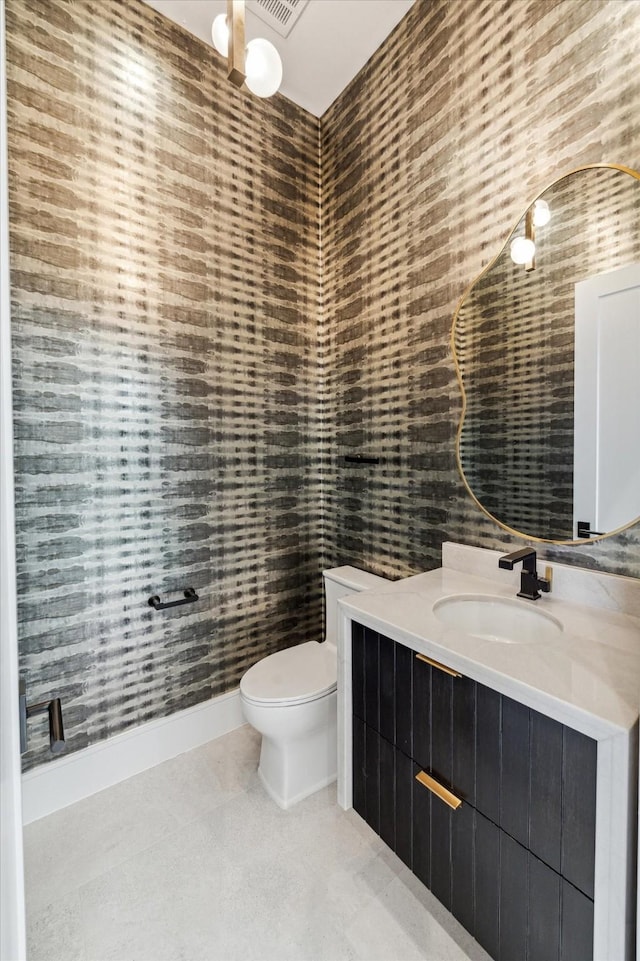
[{"left": 339, "top": 551, "right": 640, "bottom": 739}]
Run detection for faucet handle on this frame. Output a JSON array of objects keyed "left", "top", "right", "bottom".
[{"left": 537, "top": 566, "right": 553, "bottom": 593}]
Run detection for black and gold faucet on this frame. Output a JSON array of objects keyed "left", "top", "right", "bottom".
[{"left": 498, "top": 548, "right": 551, "bottom": 601}]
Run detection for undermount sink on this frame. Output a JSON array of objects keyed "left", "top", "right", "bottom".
[{"left": 432, "top": 594, "right": 563, "bottom": 644}]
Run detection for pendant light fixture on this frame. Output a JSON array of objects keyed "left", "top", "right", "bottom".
[{"left": 211, "top": 0, "right": 283, "bottom": 99}]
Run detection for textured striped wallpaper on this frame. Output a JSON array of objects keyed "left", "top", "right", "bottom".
[
  {"left": 321, "top": 0, "right": 640, "bottom": 578},
  {"left": 8, "top": 0, "right": 640, "bottom": 771},
  {"left": 6, "top": 0, "right": 321, "bottom": 768}
]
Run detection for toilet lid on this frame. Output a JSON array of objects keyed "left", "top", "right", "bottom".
[{"left": 240, "top": 641, "right": 336, "bottom": 706}]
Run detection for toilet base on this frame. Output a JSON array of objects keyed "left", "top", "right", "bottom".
[
  {"left": 246, "top": 691, "right": 338, "bottom": 810},
  {"left": 258, "top": 764, "right": 337, "bottom": 811}
]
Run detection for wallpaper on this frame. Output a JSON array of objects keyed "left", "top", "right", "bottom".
[
  {"left": 6, "top": 0, "right": 321, "bottom": 768},
  {"left": 8, "top": 0, "right": 640, "bottom": 770},
  {"left": 321, "top": 0, "right": 640, "bottom": 577}
]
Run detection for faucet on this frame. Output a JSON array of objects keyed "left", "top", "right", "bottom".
[{"left": 498, "top": 548, "right": 551, "bottom": 601}]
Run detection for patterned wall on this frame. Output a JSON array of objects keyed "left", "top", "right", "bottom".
[
  {"left": 9, "top": 0, "right": 640, "bottom": 771},
  {"left": 321, "top": 0, "right": 640, "bottom": 578},
  {"left": 6, "top": 0, "right": 321, "bottom": 768}
]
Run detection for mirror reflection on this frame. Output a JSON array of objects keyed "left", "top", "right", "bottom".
[{"left": 453, "top": 164, "right": 640, "bottom": 543}]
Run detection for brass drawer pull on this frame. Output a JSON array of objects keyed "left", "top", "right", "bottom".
[
  {"left": 415, "top": 652, "right": 462, "bottom": 678},
  {"left": 415, "top": 770, "right": 462, "bottom": 811}
]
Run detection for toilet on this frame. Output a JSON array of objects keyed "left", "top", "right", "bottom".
[{"left": 240, "top": 566, "right": 389, "bottom": 809}]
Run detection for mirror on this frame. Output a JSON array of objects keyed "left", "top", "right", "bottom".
[{"left": 453, "top": 163, "right": 640, "bottom": 543}]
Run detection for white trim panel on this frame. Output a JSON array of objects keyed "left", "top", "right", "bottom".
[
  {"left": 22, "top": 689, "right": 244, "bottom": 824},
  {"left": 0, "top": 0, "right": 27, "bottom": 955}
]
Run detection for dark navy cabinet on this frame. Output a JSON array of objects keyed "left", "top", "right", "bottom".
[{"left": 351, "top": 622, "right": 596, "bottom": 961}]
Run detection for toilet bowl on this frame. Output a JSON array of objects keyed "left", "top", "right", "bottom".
[{"left": 239, "top": 566, "right": 389, "bottom": 809}]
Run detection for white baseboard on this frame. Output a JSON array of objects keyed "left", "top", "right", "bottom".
[{"left": 22, "top": 688, "right": 244, "bottom": 824}]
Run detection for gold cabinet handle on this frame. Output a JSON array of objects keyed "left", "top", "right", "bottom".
[
  {"left": 415, "top": 770, "right": 462, "bottom": 811},
  {"left": 415, "top": 652, "right": 462, "bottom": 678}
]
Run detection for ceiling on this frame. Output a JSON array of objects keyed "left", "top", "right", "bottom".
[{"left": 143, "top": 0, "right": 415, "bottom": 117}]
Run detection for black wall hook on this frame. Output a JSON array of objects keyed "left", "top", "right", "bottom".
[{"left": 148, "top": 587, "right": 199, "bottom": 611}]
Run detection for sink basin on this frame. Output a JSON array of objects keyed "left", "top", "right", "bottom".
[{"left": 432, "top": 594, "right": 563, "bottom": 644}]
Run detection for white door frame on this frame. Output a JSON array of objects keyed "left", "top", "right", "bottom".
[
  {"left": 573, "top": 263, "right": 640, "bottom": 538},
  {"left": 0, "top": 0, "right": 26, "bottom": 956}
]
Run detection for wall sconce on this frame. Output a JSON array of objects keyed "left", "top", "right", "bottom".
[
  {"left": 211, "top": 0, "right": 283, "bottom": 98},
  {"left": 510, "top": 200, "right": 551, "bottom": 270},
  {"left": 510, "top": 210, "right": 536, "bottom": 269},
  {"left": 510, "top": 234, "right": 536, "bottom": 267},
  {"left": 532, "top": 198, "right": 551, "bottom": 227}
]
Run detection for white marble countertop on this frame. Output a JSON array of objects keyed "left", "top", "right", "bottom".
[{"left": 339, "top": 543, "right": 640, "bottom": 739}]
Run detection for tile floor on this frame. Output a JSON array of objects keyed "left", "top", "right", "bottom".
[{"left": 24, "top": 725, "right": 491, "bottom": 961}]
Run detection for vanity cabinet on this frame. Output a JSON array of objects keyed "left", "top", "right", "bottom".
[{"left": 351, "top": 622, "right": 597, "bottom": 961}]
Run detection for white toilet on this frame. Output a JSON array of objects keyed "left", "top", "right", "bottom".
[{"left": 240, "top": 566, "right": 389, "bottom": 809}]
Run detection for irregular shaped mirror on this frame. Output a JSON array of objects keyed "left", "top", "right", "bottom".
[{"left": 453, "top": 164, "right": 640, "bottom": 543}]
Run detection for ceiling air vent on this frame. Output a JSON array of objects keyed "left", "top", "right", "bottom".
[{"left": 246, "top": 0, "right": 309, "bottom": 38}]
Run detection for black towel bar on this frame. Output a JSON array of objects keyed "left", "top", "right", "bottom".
[
  {"left": 576, "top": 521, "right": 605, "bottom": 539},
  {"left": 148, "top": 587, "right": 199, "bottom": 611}
]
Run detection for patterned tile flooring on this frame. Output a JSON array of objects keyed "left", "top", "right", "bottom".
[{"left": 24, "top": 725, "right": 490, "bottom": 961}]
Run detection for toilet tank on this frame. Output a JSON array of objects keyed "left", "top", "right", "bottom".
[{"left": 323, "top": 566, "right": 390, "bottom": 647}]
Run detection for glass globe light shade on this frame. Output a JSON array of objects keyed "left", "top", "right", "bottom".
[
  {"left": 510, "top": 236, "right": 536, "bottom": 265},
  {"left": 211, "top": 14, "right": 229, "bottom": 56},
  {"left": 533, "top": 199, "right": 551, "bottom": 227},
  {"left": 245, "top": 38, "right": 282, "bottom": 98}
]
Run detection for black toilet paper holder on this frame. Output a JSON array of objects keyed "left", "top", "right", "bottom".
[{"left": 19, "top": 680, "right": 65, "bottom": 755}]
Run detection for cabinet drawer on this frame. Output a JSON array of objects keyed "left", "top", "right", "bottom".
[
  {"left": 352, "top": 622, "right": 597, "bottom": 887},
  {"left": 352, "top": 717, "right": 594, "bottom": 961}
]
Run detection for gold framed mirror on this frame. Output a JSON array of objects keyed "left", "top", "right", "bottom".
[{"left": 452, "top": 163, "right": 640, "bottom": 544}]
